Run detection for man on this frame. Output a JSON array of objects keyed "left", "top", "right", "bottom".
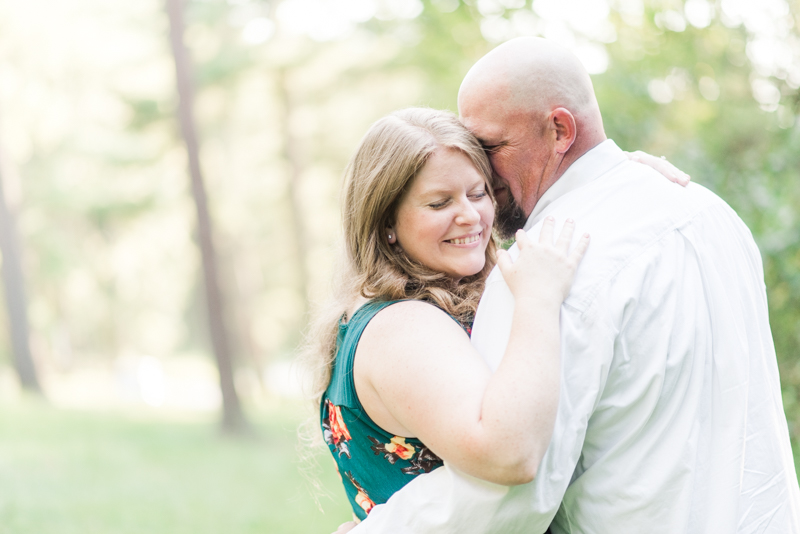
[{"left": 350, "top": 37, "right": 800, "bottom": 533}]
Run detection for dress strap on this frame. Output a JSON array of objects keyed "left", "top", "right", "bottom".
[{"left": 326, "top": 300, "right": 401, "bottom": 410}]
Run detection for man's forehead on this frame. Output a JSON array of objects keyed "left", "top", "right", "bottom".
[{"left": 461, "top": 114, "right": 504, "bottom": 144}]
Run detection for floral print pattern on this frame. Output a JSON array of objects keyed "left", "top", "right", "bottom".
[
  {"left": 369, "top": 435, "right": 443, "bottom": 474},
  {"left": 346, "top": 472, "right": 376, "bottom": 515},
  {"left": 323, "top": 399, "right": 352, "bottom": 458},
  {"left": 321, "top": 299, "right": 465, "bottom": 520},
  {"left": 401, "top": 446, "right": 442, "bottom": 475},
  {"left": 368, "top": 435, "right": 416, "bottom": 463},
  {"left": 323, "top": 399, "right": 445, "bottom": 519}
]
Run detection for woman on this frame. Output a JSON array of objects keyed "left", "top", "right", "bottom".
[{"left": 302, "top": 108, "right": 682, "bottom": 531}]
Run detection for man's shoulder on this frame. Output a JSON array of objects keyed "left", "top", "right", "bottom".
[{"left": 540, "top": 168, "right": 738, "bottom": 311}]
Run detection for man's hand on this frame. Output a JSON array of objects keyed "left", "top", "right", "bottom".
[
  {"left": 626, "top": 150, "right": 691, "bottom": 186},
  {"left": 331, "top": 521, "right": 357, "bottom": 534}
]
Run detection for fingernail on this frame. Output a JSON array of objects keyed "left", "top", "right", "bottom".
[
  {"left": 566, "top": 218, "right": 574, "bottom": 223},
  {"left": 546, "top": 216, "right": 555, "bottom": 221}
]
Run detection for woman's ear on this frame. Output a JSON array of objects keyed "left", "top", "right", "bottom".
[{"left": 386, "top": 226, "right": 397, "bottom": 244}]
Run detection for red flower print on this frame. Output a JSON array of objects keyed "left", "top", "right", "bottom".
[
  {"left": 368, "top": 435, "right": 416, "bottom": 464},
  {"left": 346, "top": 472, "right": 375, "bottom": 515},
  {"left": 323, "top": 399, "right": 352, "bottom": 458}
]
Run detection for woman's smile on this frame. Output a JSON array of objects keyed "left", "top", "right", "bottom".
[
  {"left": 444, "top": 231, "right": 483, "bottom": 246},
  {"left": 392, "top": 147, "right": 494, "bottom": 280}
]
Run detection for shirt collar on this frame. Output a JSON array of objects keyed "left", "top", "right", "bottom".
[{"left": 524, "top": 139, "right": 627, "bottom": 230}]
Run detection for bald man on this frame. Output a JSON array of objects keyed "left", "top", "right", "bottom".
[{"left": 350, "top": 38, "right": 800, "bottom": 533}]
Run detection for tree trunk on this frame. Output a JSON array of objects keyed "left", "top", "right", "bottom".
[
  {"left": 276, "top": 68, "right": 310, "bottom": 325},
  {"left": 165, "top": 0, "right": 248, "bottom": 434},
  {"left": 0, "top": 131, "right": 41, "bottom": 393}
]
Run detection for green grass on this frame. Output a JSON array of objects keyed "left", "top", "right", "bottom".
[
  {"left": 0, "top": 398, "right": 352, "bottom": 534},
  {"left": 3, "top": 397, "right": 798, "bottom": 534}
]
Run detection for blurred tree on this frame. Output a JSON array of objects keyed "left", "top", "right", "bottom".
[
  {"left": 166, "top": 0, "right": 248, "bottom": 433},
  {"left": 0, "top": 130, "right": 41, "bottom": 393},
  {"left": 277, "top": 67, "right": 310, "bottom": 321}
]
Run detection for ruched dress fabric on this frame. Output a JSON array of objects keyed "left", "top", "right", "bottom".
[{"left": 321, "top": 300, "right": 454, "bottom": 520}]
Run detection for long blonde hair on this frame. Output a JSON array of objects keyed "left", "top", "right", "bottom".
[{"left": 300, "top": 107, "right": 497, "bottom": 406}]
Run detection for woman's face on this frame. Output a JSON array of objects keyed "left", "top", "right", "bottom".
[{"left": 392, "top": 147, "right": 494, "bottom": 281}]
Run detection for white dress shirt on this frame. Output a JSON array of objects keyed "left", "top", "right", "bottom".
[{"left": 353, "top": 139, "right": 800, "bottom": 533}]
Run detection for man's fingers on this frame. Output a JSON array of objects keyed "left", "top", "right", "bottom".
[
  {"left": 539, "top": 216, "right": 555, "bottom": 244},
  {"left": 555, "top": 218, "right": 575, "bottom": 252}
]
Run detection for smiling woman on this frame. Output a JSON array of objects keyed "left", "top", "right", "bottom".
[
  {"left": 299, "top": 107, "right": 589, "bottom": 526},
  {"left": 391, "top": 147, "right": 494, "bottom": 282}
]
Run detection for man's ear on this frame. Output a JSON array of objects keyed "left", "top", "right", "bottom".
[{"left": 549, "top": 107, "right": 577, "bottom": 154}]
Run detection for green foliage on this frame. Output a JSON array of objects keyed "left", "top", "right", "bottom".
[{"left": 1, "top": 0, "right": 799, "bottom": 492}]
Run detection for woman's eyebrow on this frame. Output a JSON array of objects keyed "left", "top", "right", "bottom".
[
  {"left": 419, "top": 181, "right": 485, "bottom": 198},
  {"left": 417, "top": 187, "right": 453, "bottom": 198}
]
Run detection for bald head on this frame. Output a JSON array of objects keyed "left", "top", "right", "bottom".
[
  {"left": 458, "top": 37, "right": 603, "bottom": 140},
  {"left": 456, "top": 38, "right": 606, "bottom": 234}
]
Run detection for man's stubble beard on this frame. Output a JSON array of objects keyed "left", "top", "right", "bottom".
[{"left": 495, "top": 194, "right": 527, "bottom": 240}]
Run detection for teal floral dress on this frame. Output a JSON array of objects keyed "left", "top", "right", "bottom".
[{"left": 321, "top": 300, "right": 468, "bottom": 520}]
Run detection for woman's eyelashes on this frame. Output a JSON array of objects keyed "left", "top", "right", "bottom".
[{"left": 428, "top": 189, "right": 486, "bottom": 209}]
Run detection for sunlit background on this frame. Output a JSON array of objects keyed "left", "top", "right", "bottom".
[{"left": 0, "top": 0, "right": 798, "bottom": 532}]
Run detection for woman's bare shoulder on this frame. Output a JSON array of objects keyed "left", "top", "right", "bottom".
[
  {"left": 368, "top": 300, "right": 459, "bottom": 331},
  {"left": 358, "top": 300, "right": 469, "bottom": 363}
]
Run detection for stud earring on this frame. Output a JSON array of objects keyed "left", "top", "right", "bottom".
[{"left": 388, "top": 234, "right": 393, "bottom": 240}]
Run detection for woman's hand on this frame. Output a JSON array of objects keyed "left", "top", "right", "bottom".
[
  {"left": 626, "top": 151, "right": 691, "bottom": 186},
  {"left": 497, "top": 217, "right": 590, "bottom": 305},
  {"left": 331, "top": 521, "right": 357, "bottom": 534}
]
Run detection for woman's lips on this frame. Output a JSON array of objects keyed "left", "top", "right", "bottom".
[{"left": 445, "top": 232, "right": 482, "bottom": 245}]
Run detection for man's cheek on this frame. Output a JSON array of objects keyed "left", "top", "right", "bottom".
[{"left": 493, "top": 186, "right": 510, "bottom": 206}]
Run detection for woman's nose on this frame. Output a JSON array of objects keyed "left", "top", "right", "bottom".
[{"left": 455, "top": 199, "right": 481, "bottom": 225}]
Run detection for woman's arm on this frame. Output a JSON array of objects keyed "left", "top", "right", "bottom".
[{"left": 354, "top": 218, "right": 588, "bottom": 486}]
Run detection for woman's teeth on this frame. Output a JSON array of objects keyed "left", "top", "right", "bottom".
[{"left": 448, "top": 234, "right": 480, "bottom": 245}]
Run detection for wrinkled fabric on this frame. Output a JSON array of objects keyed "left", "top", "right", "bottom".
[{"left": 353, "top": 140, "right": 800, "bottom": 534}]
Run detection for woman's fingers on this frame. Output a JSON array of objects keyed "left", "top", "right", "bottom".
[
  {"left": 496, "top": 248, "right": 513, "bottom": 276},
  {"left": 570, "top": 232, "right": 591, "bottom": 264},
  {"left": 555, "top": 218, "right": 575, "bottom": 252},
  {"left": 514, "top": 229, "right": 530, "bottom": 249},
  {"left": 627, "top": 150, "right": 691, "bottom": 186},
  {"left": 539, "top": 216, "right": 555, "bottom": 244}
]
